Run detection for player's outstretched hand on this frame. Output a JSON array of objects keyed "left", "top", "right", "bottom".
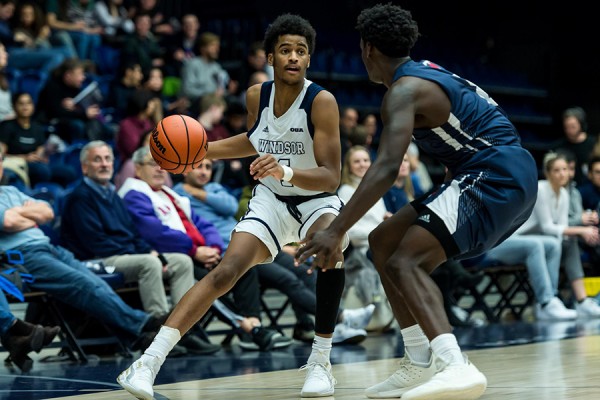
[{"left": 296, "top": 228, "right": 344, "bottom": 271}]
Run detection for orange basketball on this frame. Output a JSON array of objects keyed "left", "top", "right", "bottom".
[{"left": 149, "top": 114, "right": 208, "bottom": 174}]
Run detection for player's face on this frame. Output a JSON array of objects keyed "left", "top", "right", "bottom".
[
  {"left": 269, "top": 35, "right": 310, "bottom": 85},
  {"left": 186, "top": 160, "right": 212, "bottom": 187},
  {"left": 136, "top": 156, "right": 167, "bottom": 190},
  {"left": 348, "top": 149, "right": 371, "bottom": 179},
  {"left": 83, "top": 145, "right": 114, "bottom": 184}
]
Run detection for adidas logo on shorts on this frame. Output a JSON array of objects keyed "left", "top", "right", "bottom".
[{"left": 418, "top": 214, "right": 431, "bottom": 223}]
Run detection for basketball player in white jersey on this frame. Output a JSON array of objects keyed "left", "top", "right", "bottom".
[{"left": 118, "top": 14, "right": 349, "bottom": 399}]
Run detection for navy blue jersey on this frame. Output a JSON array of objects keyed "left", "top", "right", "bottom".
[{"left": 393, "top": 60, "right": 522, "bottom": 173}]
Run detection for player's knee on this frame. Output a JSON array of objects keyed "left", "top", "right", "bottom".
[{"left": 207, "top": 266, "right": 238, "bottom": 294}]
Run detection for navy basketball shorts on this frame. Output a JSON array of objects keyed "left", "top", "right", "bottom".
[{"left": 411, "top": 146, "right": 538, "bottom": 260}]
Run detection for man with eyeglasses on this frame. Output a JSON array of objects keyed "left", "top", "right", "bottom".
[
  {"left": 118, "top": 145, "right": 292, "bottom": 352},
  {"left": 60, "top": 140, "right": 220, "bottom": 356}
]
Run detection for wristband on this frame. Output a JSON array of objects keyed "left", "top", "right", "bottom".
[{"left": 281, "top": 165, "right": 294, "bottom": 182}]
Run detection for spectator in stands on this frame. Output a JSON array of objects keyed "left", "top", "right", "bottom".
[
  {"left": 163, "top": 13, "right": 199, "bottom": 77},
  {"left": 338, "top": 145, "right": 391, "bottom": 251},
  {"left": 198, "top": 93, "right": 229, "bottom": 143},
  {"left": 60, "top": 140, "right": 219, "bottom": 355},
  {"left": 361, "top": 113, "right": 379, "bottom": 152},
  {"left": 93, "top": 0, "right": 134, "bottom": 39},
  {"left": 235, "top": 41, "right": 273, "bottom": 95},
  {"left": 0, "top": 41, "right": 12, "bottom": 121},
  {"left": 339, "top": 106, "right": 359, "bottom": 161},
  {"left": 8, "top": 1, "right": 68, "bottom": 74},
  {"left": 406, "top": 142, "right": 434, "bottom": 192},
  {"left": 181, "top": 32, "right": 237, "bottom": 108},
  {"left": 108, "top": 61, "right": 144, "bottom": 122},
  {"left": 114, "top": 129, "right": 173, "bottom": 190},
  {"left": 45, "top": 0, "right": 102, "bottom": 61},
  {"left": 37, "top": 59, "right": 109, "bottom": 143},
  {"left": 0, "top": 154, "right": 167, "bottom": 354},
  {"left": 479, "top": 233, "right": 576, "bottom": 320},
  {"left": 127, "top": 0, "right": 176, "bottom": 38},
  {"left": 578, "top": 156, "right": 600, "bottom": 212},
  {"left": 182, "top": 159, "right": 374, "bottom": 344},
  {"left": 0, "top": 290, "right": 60, "bottom": 372},
  {"left": 516, "top": 151, "right": 600, "bottom": 317},
  {"left": 562, "top": 151, "right": 600, "bottom": 276},
  {"left": 0, "top": 92, "right": 78, "bottom": 188},
  {"left": 116, "top": 88, "right": 162, "bottom": 162},
  {"left": 0, "top": 1, "right": 14, "bottom": 46},
  {"left": 119, "top": 146, "right": 292, "bottom": 350},
  {"left": 143, "top": 66, "right": 189, "bottom": 116},
  {"left": 556, "top": 107, "right": 596, "bottom": 186},
  {"left": 122, "top": 12, "right": 164, "bottom": 76}
]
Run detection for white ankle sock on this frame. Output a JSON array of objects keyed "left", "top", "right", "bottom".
[
  {"left": 430, "top": 333, "right": 464, "bottom": 365},
  {"left": 145, "top": 326, "right": 182, "bottom": 363},
  {"left": 401, "top": 324, "right": 431, "bottom": 365},
  {"left": 308, "top": 335, "right": 332, "bottom": 364}
]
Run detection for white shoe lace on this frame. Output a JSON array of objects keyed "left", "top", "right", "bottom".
[
  {"left": 387, "top": 357, "right": 433, "bottom": 385},
  {"left": 299, "top": 362, "right": 337, "bottom": 386}
]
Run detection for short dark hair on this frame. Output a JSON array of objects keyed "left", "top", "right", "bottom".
[
  {"left": 356, "top": 3, "right": 419, "bottom": 58},
  {"left": 263, "top": 14, "right": 316, "bottom": 55},
  {"left": 588, "top": 156, "right": 600, "bottom": 173}
]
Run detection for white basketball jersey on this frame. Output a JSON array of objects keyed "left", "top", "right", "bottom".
[{"left": 247, "top": 78, "right": 324, "bottom": 196}]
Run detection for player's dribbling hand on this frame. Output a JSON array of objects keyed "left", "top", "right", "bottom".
[
  {"left": 249, "top": 154, "right": 284, "bottom": 180},
  {"left": 296, "top": 228, "right": 344, "bottom": 271}
]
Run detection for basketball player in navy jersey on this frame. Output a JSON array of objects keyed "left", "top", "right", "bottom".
[
  {"left": 297, "top": 4, "right": 538, "bottom": 400},
  {"left": 118, "top": 14, "right": 350, "bottom": 399}
]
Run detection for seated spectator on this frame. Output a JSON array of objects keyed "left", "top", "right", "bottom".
[
  {"left": 60, "top": 140, "right": 218, "bottom": 355},
  {"left": 36, "top": 59, "right": 112, "bottom": 143},
  {"left": 406, "top": 142, "right": 434, "bottom": 192},
  {"left": 93, "top": 0, "right": 134, "bottom": 39},
  {"left": 338, "top": 146, "right": 391, "bottom": 252},
  {"left": 516, "top": 152, "right": 600, "bottom": 317},
  {"left": 555, "top": 106, "right": 595, "bottom": 187},
  {"left": 114, "top": 129, "right": 173, "bottom": 190},
  {"left": 45, "top": 0, "right": 102, "bottom": 61},
  {"left": 0, "top": 41, "right": 13, "bottom": 122},
  {"left": 0, "top": 92, "right": 78, "bottom": 188},
  {"left": 339, "top": 106, "right": 359, "bottom": 161},
  {"left": 116, "top": 89, "right": 162, "bottom": 162},
  {"left": 143, "top": 66, "right": 189, "bottom": 116},
  {"left": 578, "top": 156, "right": 600, "bottom": 211},
  {"left": 0, "top": 153, "right": 166, "bottom": 354},
  {"left": 7, "top": 2, "right": 67, "bottom": 74},
  {"left": 176, "top": 159, "right": 375, "bottom": 344},
  {"left": 163, "top": 13, "right": 200, "bottom": 77},
  {"left": 180, "top": 32, "right": 237, "bottom": 108},
  {"left": 0, "top": 290, "right": 60, "bottom": 372},
  {"left": 107, "top": 61, "right": 144, "bottom": 122},
  {"left": 198, "top": 93, "right": 229, "bottom": 143},
  {"left": 479, "top": 233, "right": 576, "bottom": 320},
  {"left": 121, "top": 12, "right": 164, "bottom": 76},
  {"left": 119, "top": 146, "right": 292, "bottom": 350},
  {"left": 127, "top": 0, "right": 176, "bottom": 38}
]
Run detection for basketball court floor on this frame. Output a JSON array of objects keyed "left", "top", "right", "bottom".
[{"left": 2, "top": 306, "right": 600, "bottom": 400}]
